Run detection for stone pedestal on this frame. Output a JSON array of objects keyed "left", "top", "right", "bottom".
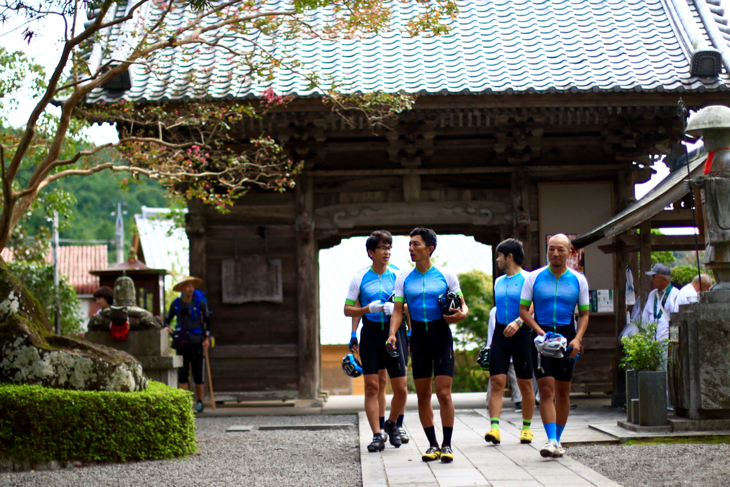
[
  {"left": 626, "top": 370, "right": 638, "bottom": 422},
  {"left": 669, "top": 293, "right": 730, "bottom": 420},
  {"left": 638, "top": 371, "right": 667, "bottom": 426},
  {"left": 85, "top": 329, "right": 182, "bottom": 387}
]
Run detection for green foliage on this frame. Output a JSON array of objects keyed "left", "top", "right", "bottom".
[
  {"left": 6, "top": 261, "right": 83, "bottom": 336},
  {"left": 671, "top": 265, "right": 701, "bottom": 287},
  {"left": 650, "top": 229, "right": 675, "bottom": 267},
  {"left": 620, "top": 323, "right": 667, "bottom": 372},
  {"left": 452, "top": 349, "right": 490, "bottom": 393},
  {"left": 455, "top": 270, "right": 493, "bottom": 349},
  {"left": 0, "top": 381, "right": 196, "bottom": 466}
]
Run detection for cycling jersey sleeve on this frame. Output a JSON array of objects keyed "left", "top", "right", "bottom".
[
  {"left": 444, "top": 269, "right": 462, "bottom": 295},
  {"left": 487, "top": 306, "right": 496, "bottom": 346},
  {"left": 577, "top": 273, "right": 590, "bottom": 311},
  {"left": 345, "top": 274, "right": 362, "bottom": 306},
  {"left": 394, "top": 272, "right": 406, "bottom": 303},
  {"left": 520, "top": 270, "right": 536, "bottom": 306}
]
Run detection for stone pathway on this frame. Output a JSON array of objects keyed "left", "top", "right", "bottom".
[{"left": 359, "top": 409, "right": 620, "bottom": 487}]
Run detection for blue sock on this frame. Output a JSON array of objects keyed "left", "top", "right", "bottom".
[
  {"left": 544, "top": 423, "right": 557, "bottom": 442},
  {"left": 397, "top": 414, "right": 404, "bottom": 427},
  {"left": 556, "top": 424, "right": 566, "bottom": 442},
  {"left": 379, "top": 417, "right": 385, "bottom": 429}
]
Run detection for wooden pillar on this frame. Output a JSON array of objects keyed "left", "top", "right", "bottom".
[
  {"left": 511, "top": 168, "right": 532, "bottom": 269},
  {"left": 186, "top": 200, "right": 207, "bottom": 290},
  {"left": 639, "top": 220, "right": 653, "bottom": 307},
  {"left": 296, "top": 175, "right": 320, "bottom": 400}
]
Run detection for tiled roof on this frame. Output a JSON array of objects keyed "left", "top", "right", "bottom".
[
  {"left": 1, "top": 245, "right": 108, "bottom": 295},
  {"left": 319, "top": 235, "right": 492, "bottom": 346},
  {"left": 86, "top": 0, "right": 730, "bottom": 105}
]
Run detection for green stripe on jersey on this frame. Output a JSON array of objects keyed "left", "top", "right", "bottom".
[
  {"left": 394, "top": 297, "right": 405, "bottom": 302},
  {"left": 579, "top": 304, "right": 590, "bottom": 311},
  {"left": 519, "top": 299, "right": 531, "bottom": 306},
  {"left": 345, "top": 299, "right": 356, "bottom": 306}
]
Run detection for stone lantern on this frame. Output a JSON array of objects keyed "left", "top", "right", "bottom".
[
  {"left": 86, "top": 275, "right": 182, "bottom": 387},
  {"left": 685, "top": 105, "right": 730, "bottom": 292},
  {"left": 669, "top": 105, "right": 730, "bottom": 425}
]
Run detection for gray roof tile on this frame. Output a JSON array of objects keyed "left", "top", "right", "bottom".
[{"left": 85, "top": 0, "right": 730, "bottom": 104}]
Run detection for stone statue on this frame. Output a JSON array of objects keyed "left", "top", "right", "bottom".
[
  {"left": 686, "top": 105, "right": 730, "bottom": 292},
  {"left": 87, "top": 276, "right": 161, "bottom": 332}
]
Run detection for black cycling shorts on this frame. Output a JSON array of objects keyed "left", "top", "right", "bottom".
[
  {"left": 490, "top": 323, "right": 533, "bottom": 380},
  {"left": 532, "top": 326, "right": 577, "bottom": 382},
  {"left": 177, "top": 343, "right": 204, "bottom": 384},
  {"left": 410, "top": 319, "right": 454, "bottom": 380},
  {"left": 359, "top": 318, "right": 407, "bottom": 378}
]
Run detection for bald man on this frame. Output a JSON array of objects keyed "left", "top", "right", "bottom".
[
  {"left": 518, "top": 234, "right": 590, "bottom": 458},
  {"left": 676, "top": 273, "right": 712, "bottom": 306}
]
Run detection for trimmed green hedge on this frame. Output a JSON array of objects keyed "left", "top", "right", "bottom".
[{"left": 0, "top": 381, "right": 196, "bottom": 466}]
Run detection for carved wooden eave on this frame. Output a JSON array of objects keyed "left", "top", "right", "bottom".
[{"left": 313, "top": 200, "right": 513, "bottom": 239}]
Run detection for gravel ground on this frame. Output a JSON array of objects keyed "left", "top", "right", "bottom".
[
  {"left": 568, "top": 443, "right": 730, "bottom": 486},
  {"left": 1, "top": 414, "right": 361, "bottom": 487}
]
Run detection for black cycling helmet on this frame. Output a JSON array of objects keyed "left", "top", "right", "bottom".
[
  {"left": 476, "top": 346, "right": 490, "bottom": 370},
  {"left": 438, "top": 291, "right": 462, "bottom": 316},
  {"left": 342, "top": 353, "right": 363, "bottom": 378}
]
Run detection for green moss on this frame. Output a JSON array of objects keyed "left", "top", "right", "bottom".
[
  {"left": 622, "top": 436, "right": 730, "bottom": 445},
  {"left": 0, "top": 381, "right": 196, "bottom": 466}
]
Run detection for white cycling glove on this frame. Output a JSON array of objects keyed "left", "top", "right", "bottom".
[
  {"left": 368, "top": 300, "right": 385, "bottom": 313},
  {"left": 383, "top": 302, "right": 395, "bottom": 316}
]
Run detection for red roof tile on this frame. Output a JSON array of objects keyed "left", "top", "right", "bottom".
[{"left": 1, "top": 245, "right": 108, "bottom": 296}]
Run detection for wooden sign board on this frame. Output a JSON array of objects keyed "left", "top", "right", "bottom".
[{"left": 221, "top": 256, "right": 283, "bottom": 304}]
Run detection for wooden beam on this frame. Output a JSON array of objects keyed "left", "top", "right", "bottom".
[
  {"left": 620, "top": 233, "right": 700, "bottom": 248},
  {"left": 186, "top": 200, "right": 207, "bottom": 291},
  {"left": 296, "top": 175, "right": 320, "bottom": 400},
  {"left": 309, "top": 164, "right": 623, "bottom": 178},
  {"left": 210, "top": 344, "right": 299, "bottom": 359},
  {"left": 639, "top": 221, "right": 652, "bottom": 306}
]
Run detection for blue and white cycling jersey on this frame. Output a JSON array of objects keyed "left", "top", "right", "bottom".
[
  {"left": 345, "top": 264, "right": 400, "bottom": 327},
  {"left": 395, "top": 266, "right": 462, "bottom": 327},
  {"left": 519, "top": 266, "right": 589, "bottom": 330},
  {"left": 494, "top": 270, "right": 530, "bottom": 325}
]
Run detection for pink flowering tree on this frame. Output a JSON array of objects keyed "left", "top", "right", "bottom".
[{"left": 0, "top": 0, "right": 458, "bottom": 253}]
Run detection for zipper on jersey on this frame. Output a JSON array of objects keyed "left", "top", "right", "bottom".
[
  {"left": 422, "top": 272, "right": 428, "bottom": 331},
  {"left": 553, "top": 275, "right": 560, "bottom": 332},
  {"left": 379, "top": 273, "right": 384, "bottom": 331}
]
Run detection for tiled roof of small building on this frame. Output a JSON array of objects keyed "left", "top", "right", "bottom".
[{"left": 85, "top": 0, "right": 730, "bottom": 104}]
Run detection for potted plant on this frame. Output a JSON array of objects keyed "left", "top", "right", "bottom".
[{"left": 620, "top": 323, "right": 669, "bottom": 426}]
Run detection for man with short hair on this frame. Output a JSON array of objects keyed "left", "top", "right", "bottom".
[
  {"left": 388, "top": 227, "right": 469, "bottom": 463},
  {"left": 484, "top": 238, "right": 535, "bottom": 446},
  {"left": 640, "top": 263, "right": 681, "bottom": 341},
  {"left": 676, "top": 273, "right": 712, "bottom": 306},
  {"left": 519, "top": 234, "right": 589, "bottom": 458},
  {"left": 345, "top": 230, "right": 408, "bottom": 452}
]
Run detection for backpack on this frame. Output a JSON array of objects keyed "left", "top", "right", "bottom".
[{"left": 173, "top": 289, "right": 208, "bottom": 334}]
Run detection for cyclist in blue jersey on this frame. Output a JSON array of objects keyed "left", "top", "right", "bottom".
[
  {"left": 519, "top": 234, "right": 590, "bottom": 459},
  {"left": 388, "top": 228, "right": 469, "bottom": 464},
  {"left": 484, "top": 239, "right": 536, "bottom": 447},
  {"left": 344, "top": 230, "right": 408, "bottom": 452}
]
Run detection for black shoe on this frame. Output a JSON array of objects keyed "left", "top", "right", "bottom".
[
  {"left": 514, "top": 401, "right": 522, "bottom": 412},
  {"left": 367, "top": 434, "right": 385, "bottom": 452},
  {"left": 383, "top": 420, "right": 402, "bottom": 448},
  {"left": 570, "top": 403, "right": 577, "bottom": 410}
]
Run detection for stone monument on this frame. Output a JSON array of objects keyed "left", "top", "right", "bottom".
[
  {"left": 669, "top": 105, "right": 730, "bottom": 427},
  {"left": 86, "top": 275, "right": 182, "bottom": 387}
]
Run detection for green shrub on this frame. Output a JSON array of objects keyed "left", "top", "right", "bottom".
[
  {"left": 0, "top": 381, "right": 196, "bottom": 467},
  {"left": 620, "top": 323, "right": 667, "bottom": 371}
]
